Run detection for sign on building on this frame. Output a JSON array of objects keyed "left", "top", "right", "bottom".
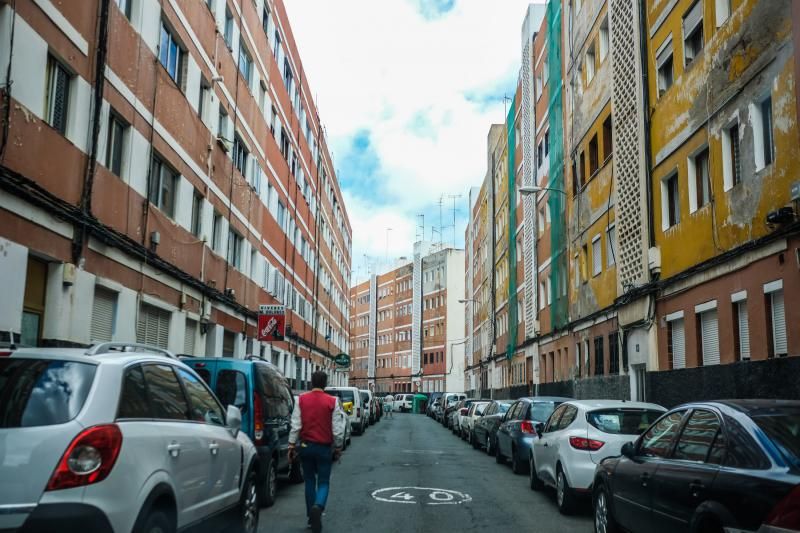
[{"left": 258, "top": 305, "right": 285, "bottom": 342}]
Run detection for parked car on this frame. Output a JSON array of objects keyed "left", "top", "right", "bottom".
[
  {"left": 394, "top": 393, "right": 414, "bottom": 413},
  {"left": 427, "top": 393, "right": 443, "bottom": 417},
  {"left": 593, "top": 400, "right": 800, "bottom": 533},
  {"left": 461, "top": 401, "right": 490, "bottom": 442},
  {"left": 360, "top": 389, "right": 375, "bottom": 425},
  {"left": 495, "top": 396, "right": 571, "bottom": 474},
  {"left": 428, "top": 398, "right": 441, "bottom": 418},
  {"left": 0, "top": 329, "right": 23, "bottom": 356},
  {"left": 447, "top": 400, "right": 466, "bottom": 430},
  {"left": 326, "top": 386, "right": 368, "bottom": 435},
  {"left": 453, "top": 399, "right": 481, "bottom": 436},
  {"left": 530, "top": 400, "right": 666, "bottom": 514},
  {"left": 0, "top": 342, "right": 259, "bottom": 533},
  {"left": 442, "top": 393, "right": 467, "bottom": 426},
  {"left": 186, "top": 356, "right": 301, "bottom": 507},
  {"left": 472, "top": 400, "right": 513, "bottom": 453}
]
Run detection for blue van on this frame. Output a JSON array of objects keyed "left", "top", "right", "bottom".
[{"left": 184, "top": 357, "right": 299, "bottom": 507}]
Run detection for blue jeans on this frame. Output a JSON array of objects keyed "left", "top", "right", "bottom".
[{"left": 299, "top": 442, "right": 333, "bottom": 516}]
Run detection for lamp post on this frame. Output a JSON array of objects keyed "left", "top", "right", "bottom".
[{"left": 518, "top": 185, "right": 567, "bottom": 196}]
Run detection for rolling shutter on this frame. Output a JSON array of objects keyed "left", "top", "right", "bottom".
[
  {"left": 136, "top": 303, "right": 171, "bottom": 349},
  {"left": 90, "top": 287, "right": 117, "bottom": 342},
  {"left": 184, "top": 319, "right": 197, "bottom": 355},
  {"left": 737, "top": 302, "right": 750, "bottom": 360},
  {"left": 670, "top": 319, "right": 685, "bottom": 369},
  {"left": 700, "top": 310, "right": 720, "bottom": 366},
  {"left": 772, "top": 290, "right": 787, "bottom": 356}
]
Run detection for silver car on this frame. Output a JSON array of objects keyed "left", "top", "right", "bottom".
[{"left": 0, "top": 342, "right": 259, "bottom": 533}]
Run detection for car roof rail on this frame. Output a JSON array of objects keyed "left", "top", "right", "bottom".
[{"left": 86, "top": 342, "right": 178, "bottom": 359}]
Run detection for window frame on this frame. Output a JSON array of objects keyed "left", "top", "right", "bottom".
[
  {"left": 45, "top": 54, "right": 72, "bottom": 135},
  {"left": 148, "top": 153, "right": 178, "bottom": 218},
  {"left": 159, "top": 22, "right": 185, "bottom": 87},
  {"left": 106, "top": 111, "right": 128, "bottom": 177}
]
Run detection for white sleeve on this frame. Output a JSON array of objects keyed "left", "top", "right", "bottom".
[
  {"left": 332, "top": 401, "right": 345, "bottom": 448},
  {"left": 289, "top": 400, "right": 302, "bottom": 445}
]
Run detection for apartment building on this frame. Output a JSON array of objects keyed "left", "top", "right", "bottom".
[
  {"left": 350, "top": 244, "right": 465, "bottom": 394},
  {"left": 0, "top": 0, "right": 351, "bottom": 387}
]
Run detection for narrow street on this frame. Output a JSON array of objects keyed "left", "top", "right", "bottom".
[{"left": 263, "top": 413, "right": 592, "bottom": 533}]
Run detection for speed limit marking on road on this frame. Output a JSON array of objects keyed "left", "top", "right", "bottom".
[{"left": 371, "top": 487, "right": 472, "bottom": 506}]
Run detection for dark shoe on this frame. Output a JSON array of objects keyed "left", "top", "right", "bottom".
[{"left": 310, "top": 505, "right": 323, "bottom": 533}]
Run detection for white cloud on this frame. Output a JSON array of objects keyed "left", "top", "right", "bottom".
[{"left": 284, "top": 0, "right": 538, "bottom": 268}]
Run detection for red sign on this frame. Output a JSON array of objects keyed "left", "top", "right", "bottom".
[{"left": 258, "top": 305, "right": 285, "bottom": 342}]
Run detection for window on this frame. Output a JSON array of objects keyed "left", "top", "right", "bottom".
[
  {"left": 106, "top": 112, "right": 128, "bottom": 177},
  {"left": 683, "top": 1, "right": 704, "bottom": 66},
  {"left": 216, "top": 369, "right": 248, "bottom": 414},
  {"left": 674, "top": 409, "right": 720, "bottom": 462},
  {"left": 656, "top": 38, "right": 674, "bottom": 96},
  {"left": 579, "top": 151, "right": 586, "bottom": 186},
  {"left": 224, "top": 8, "right": 234, "bottom": 49},
  {"left": 114, "top": 0, "right": 132, "bottom": 19},
  {"left": 599, "top": 18, "right": 609, "bottom": 61},
  {"left": 283, "top": 58, "right": 294, "bottom": 93},
  {"left": 238, "top": 44, "right": 253, "bottom": 85},
  {"left": 142, "top": 364, "right": 189, "bottom": 420},
  {"left": 136, "top": 304, "right": 171, "bottom": 349},
  {"left": 758, "top": 96, "right": 774, "bottom": 168},
  {"left": 45, "top": 55, "right": 72, "bottom": 134},
  {"left": 227, "top": 229, "right": 243, "bottom": 269},
  {"left": 602, "top": 116, "right": 612, "bottom": 160},
  {"left": 667, "top": 315, "right": 686, "bottom": 369},
  {"left": 606, "top": 225, "right": 616, "bottom": 267},
  {"left": 198, "top": 78, "right": 211, "bottom": 121},
  {"left": 608, "top": 332, "right": 619, "bottom": 374},
  {"left": 766, "top": 285, "right": 787, "bottom": 357},
  {"left": 689, "top": 147, "right": 710, "bottom": 212},
  {"left": 734, "top": 297, "right": 750, "bottom": 361},
  {"left": 211, "top": 211, "right": 222, "bottom": 252},
  {"left": 232, "top": 134, "right": 249, "bottom": 176},
  {"left": 544, "top": 129, "right": 550, "bottom": 156},
  {"left": 190, "top": 191, "right": 203, "bottom": 237},
  {"left": 280, "top": 130, "right": 290, "bottom": 160},
  {"left": 722, "top": 121, "right": 742, "bottom": 190},
  {"left": 592, "top": 235, "right": 602, "bottom": 276},
  {"left": 662, "top": 172, "right": 681, "bottom": 229},
  {"left": 218, "top": 107, "right": 229, "bottom": 139},
  {"left": 589, "top": 134, "right": 599, "bottom": 175},
  {"left": 537, "top": 141, "right": 544, "bottom": 168},
  {"left": 276, "top": 201, "right": 286, "bottom": 231},
  {"left": 117, "top": 365, "right": 150, "bottom": 419},
  {"left": 262, "top": 5, "right": 271, "bottom": 36},
  {"left": 594, "top": 336, "right": 604, "bottom": 376},
  {"left": 715, "top": 0, "right": 731, "bottom": 27},
  {"left": 159, "top": 23, "right": 184, "bottom": 86},
  {"left": 588, "top": 408, "right": 664, "bottom": 434},
  {"left": 585, "top": 43, "right": 596, "bottom": 84},
  {"left": 580, "top": 244, "right": 588, "bottom": 283},
  {"left": 270, "top": 105, "right": 277, "bottom": 137},
  {"left": 697, "top": 306, "right": 720, "bottom": 366},
  {"left": 640, "top": 410, "right": 686, "bottom": 457},
  {"left": 178, "top": 368, "right": 224, "bottom": 425},
  {"left": 90, "top": 287, "right": 117, "bottom": 342},
  {"left": 184, "top": 318, "right": 197, "bottom": 355},
  {"left": 148, "top": 154, "right": 178, "bottom": 217}
]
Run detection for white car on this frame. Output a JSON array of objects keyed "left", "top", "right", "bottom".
[
  {"left": 0, "top": 342, "right": 259, "bottom": 533},
  {"left": 530, "top": 399, "right": 666, "bottom": 514},
  {"left": 461, "top": 401, "right": 490, "bottom": 442},
  {"left": 393, "top": 394, "right": 414, "bottom": 413},
  {"left": 359, "top": 389, "right": 375, "bottom": 424},
  {"left": 326, "top": 386, "right": 368, "bottom": 435}
]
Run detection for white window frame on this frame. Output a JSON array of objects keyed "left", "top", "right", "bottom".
[
  {"left": 687, "top": 145, "right": 710, "bottom": 214},
  {"left": 721, "top": 118, "right": 742, "bottom": 191},
  {"left": 606, "top": 224, "right": 616, "bottom": 267},
  {"left": 591, "top": 235, "right": 602, "bottom": 277}
]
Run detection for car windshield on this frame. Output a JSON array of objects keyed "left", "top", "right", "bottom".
[
  {"left": 588, "top": 409, "right": 666, "bottom": 435},
  {"left": 529, "top": 402, "right": 558, "bottom": 422},
  {"left": 475, "top": 403, "right": 488, "bottom": 415},
  {"left": 0, "top": 358, "right": 97, "bottom": 427},
  {"left": 498, "top": 403, "right": 511, "bottom": 413},
  {"left": 752, "top": 408, "right": 800, "bottom": 469},
  {"left": 329, "top": 389, "right": 355, "bottom": 403},
  {"left": 361, "top": 392, "right": 370, "bottom": 403}
]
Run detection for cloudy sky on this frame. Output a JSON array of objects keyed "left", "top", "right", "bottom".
[{"left": 284, "top": 0, "right": 538, "bottom": 283}]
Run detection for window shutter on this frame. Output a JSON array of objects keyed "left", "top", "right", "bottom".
[
  {"left": 737, "top": 302, "right": 750, "bottom": 360},
  {"left": 671, "top": 319, "right": 685, "bottom": 369},
  {"left": 90, "top": 287, "right": 117, "bottom": 342},
  {"left": 700, "top": 310, "right": 720, "bottom": 366},
  {"left": 136, "top": 304, "right": 171, "bottom": 349},
  {"left": 184, "top": 319, "right": 197, "bottom": 355},
  {"left": 656, "top": 38, "right": 673, "bottom": 69},
  {"left": 592, "top": 238, "right": 602, "bottom": 275},
  {"left": 683, "top": 1, "right": 703, "bottom": 36},
  {"left": 772, "top": 291, "right": 787, "bottom": 355}
]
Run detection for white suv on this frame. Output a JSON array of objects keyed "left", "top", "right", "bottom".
[
  {"left": 326, "top": 386, "right": 368, "bottom": 435},
  {"left": 0, "top": 342, "right": 259, "bottom": 533}
]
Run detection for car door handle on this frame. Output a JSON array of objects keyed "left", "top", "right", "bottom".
[
  {"left": 209, "top": 441, "right": 219, "bottom": 455},
  {"left": 167, "top": 443, "right": 181, "bottom": 457},
  {"left": 543, "top": 442, "right": 549, "bottom": 447},
  {"left": 640, "top": 472, "right": 651, "bottom": 487},
  {"left": 689, "top": 481, "right": 705, "bottom": 496}
]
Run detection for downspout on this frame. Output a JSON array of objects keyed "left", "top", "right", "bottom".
[
  {"left": 489, "top": 152, "right": 496, "bottom": 400},
  {"left": 73, "top": 0, "right": 111, "bottom": 264},
  {"left": 638, "top": 0, "right": 655, "bottom": 250}
]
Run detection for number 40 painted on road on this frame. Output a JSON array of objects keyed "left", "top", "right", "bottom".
[{"left": 372, "top": 487, "right": 471, "bottom": 506}]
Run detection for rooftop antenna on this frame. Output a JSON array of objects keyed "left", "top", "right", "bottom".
[
  {"left": 417, "top": 214, "right": 425, "bottom": 243},
  {"left": 503, "top": 94, "right": 512, "bottom": 116},
  {"left": 447, "top": 194, "right": 462, "bottom": 247}
]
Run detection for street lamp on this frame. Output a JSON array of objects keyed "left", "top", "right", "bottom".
[
  {"left": 518, "top": 185, "right": 566, "bottom": 196},
  {"left": 458, "top": 298, "right": 476, "bottom": 304}
]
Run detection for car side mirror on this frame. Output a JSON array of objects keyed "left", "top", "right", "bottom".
[
  {"left": 621, "top": 441, "right": 635, "bottom": 459},
  {"left": 227, "top": 405, "right": 242, "bottom": 438},
  {"left": 535, "top": 422, "right": 545, "bottom": 436}
]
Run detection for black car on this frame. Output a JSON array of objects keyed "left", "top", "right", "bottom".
[
  {"left": 472, "top": 400, "right": 512, "bottom": 453},
  {"left": 593, "top": 400, "right": 800, "bottom": 533}
]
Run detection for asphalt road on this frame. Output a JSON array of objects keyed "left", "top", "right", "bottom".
[{"left": 260, "top": 412, "right": 593, "bottom": 533}]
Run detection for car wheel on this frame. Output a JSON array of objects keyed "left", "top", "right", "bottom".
[
  {"left": 511, "top": 447, "right": 526, "bottom": 475},
  {"left": 235, "top": 468, "right": 259, "bottom": 533},
  {"left": 529, "top": 453, "right": 544, "bottom": 491},
  {"left": 495, "top": 442, "right": 505, "bottom": 464},
  {"left": 485, "top": 435, "right": 494, "bottom": 456},
  {"left": 258, "top": 457, "right": 277, "bottom": 507},
  {"left": 594, "top": 484, "right": 619, "bottom": 533},
  {"left": 135, "top": 508, "right": 174, "bottom": 533},
  {"left": 556, "top": 466, "right": 576, "bottom": 515}
]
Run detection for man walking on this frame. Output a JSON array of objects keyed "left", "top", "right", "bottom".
[{"left": 288, "top": 371, "right": 345, "bottom": 533}]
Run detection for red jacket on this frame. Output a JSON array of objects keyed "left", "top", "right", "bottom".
[{"left": 297, "top": 391, "right": 337, "bottom": 445}]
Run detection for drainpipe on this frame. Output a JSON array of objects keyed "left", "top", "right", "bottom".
[{"left": 638, "top": 0, "right": 655, "bottom": 251}]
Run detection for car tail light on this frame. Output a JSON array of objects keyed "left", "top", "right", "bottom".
[
  {"left": 357, "top": 408, "right": 361, "bottom": 417},
  {"left": 569, "top": 436, "right": 605, "bottom": 451},
  {"left": 460, "top": 408, "right": 468, "bottom": 416},
  {"left": 253, "top": 394, "right": 264, "bottom": 444},
  {"left": 764, "top": 485, "right": 800, "bottom": 531},
  {"left": 520, "top": 421, "right": 536, "bottom": 434},
  {"left": 0, "top": 351, "right": 12, "bottom": 357},
  {"left": 46, "top": 424, "right": 122, "bottom": 491}
]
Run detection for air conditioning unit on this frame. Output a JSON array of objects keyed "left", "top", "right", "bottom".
[{"left": 216, "top": 136, "right": 232, "bottom": 153}]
